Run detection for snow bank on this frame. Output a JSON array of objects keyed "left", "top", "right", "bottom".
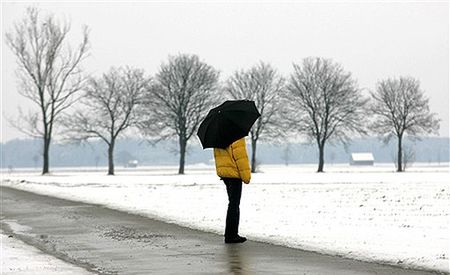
[
  {"left": 2, "top": 164, "right": 449, "bottom": 273},
  {"left": 1, "top": 232, "right": 93, "bottom": 274}
]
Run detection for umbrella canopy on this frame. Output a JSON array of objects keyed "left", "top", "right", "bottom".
[{"left": 197, "top": 100, "right": 261, "bottom": 149}]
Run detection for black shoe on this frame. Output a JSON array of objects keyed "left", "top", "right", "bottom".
[{"left": 225, "top": 236, "right": 247, "bottom": 244}]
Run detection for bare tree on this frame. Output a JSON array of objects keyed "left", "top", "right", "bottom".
[
  {"left": 32, "top": 154, "right": 39, "bottom": 169},
  {"left": 284, "top": 57, "right": 368, "bottom": 172},
  {"left": 63, "top": 67, "right": 149, "bottom": 175},
  {"left": 5, "top": 7, "right": 89, "bottom": 174},
  {"left": 138, "top": 54, "right": 219, "bottom": 174},
  {"left": 402, "top": 145, "right": 416, "bottom": 171},
  {"left": 370, "top": 77, "right": 440, "bottom": 172},
  {"left": 224, "top": 62, "right": 285, "bottom": 172},
  {"left": 281, "top": 143, "right": 292, "bottom": 166}
]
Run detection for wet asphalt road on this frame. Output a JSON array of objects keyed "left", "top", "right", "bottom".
[{"left": 1, "top": 186, "right": 440, "bottom": 275}]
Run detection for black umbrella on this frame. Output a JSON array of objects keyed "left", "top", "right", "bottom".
[{"left": 197, "top": 100, "right": 261, "bottom": 149}]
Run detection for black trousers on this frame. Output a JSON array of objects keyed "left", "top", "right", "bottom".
[{"left": 222, "top": 177, "right": 243, "bottom": 238}]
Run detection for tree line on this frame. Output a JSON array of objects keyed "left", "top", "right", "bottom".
[{"left": 6, "top": 7, "right": 440, "bottom": 175}]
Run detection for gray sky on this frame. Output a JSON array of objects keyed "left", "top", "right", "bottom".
[{"left": 2, "top": 1, "right": 449, "bottom": 141}]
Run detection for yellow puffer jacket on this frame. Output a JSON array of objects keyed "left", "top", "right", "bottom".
[{"left": 214, "top": 138, "right": 251, "bottom": 184}]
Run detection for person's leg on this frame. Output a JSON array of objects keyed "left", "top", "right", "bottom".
[{"left": 224, "top": 178, "right": 242, "bottom": 239}]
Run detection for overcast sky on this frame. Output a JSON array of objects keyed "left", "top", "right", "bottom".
[{"left": 2, "top": 1, "right": 449, "bottom": 142}]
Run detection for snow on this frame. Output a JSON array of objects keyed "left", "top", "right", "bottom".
[
  {"left": 1, "top": 232, "right": 93, "bottom": 274},
  {"left": 2, "top": 163, "right": 449, "bottom": 273}
]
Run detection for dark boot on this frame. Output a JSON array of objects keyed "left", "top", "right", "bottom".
[{"left": 225, "top": 235, "right": 247, "bottom": 244}]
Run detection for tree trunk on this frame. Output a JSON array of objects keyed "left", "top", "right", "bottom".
[
  {"left": 108, "top": 141, "right": 115, "bottom": 175},
  {"left": 251, "top": 138, "right": 257, "bottom": 173},
  {"left": 317, "top": 143, "right": 325, "bottom": 173},
  {"left": 42, "top": 136, "right": 50, "bottom": 175},
  {"left": 397, "top": 135, "right": 403, "bottom": 172},
  {"left": 178, "top": 137, "right": 186, "bottom": 174}
]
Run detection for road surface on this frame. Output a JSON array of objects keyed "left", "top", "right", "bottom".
[{"left": 1, "top": 186, "right": 440, "bottom": 274}]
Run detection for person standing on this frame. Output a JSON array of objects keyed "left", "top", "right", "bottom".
[{"left": 214, "top": 137, "right": 251, "bottom": 243}]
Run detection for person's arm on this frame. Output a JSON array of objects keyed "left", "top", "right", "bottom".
[{"left": 231, "top": 138, "right": 251, "bottom": 184}]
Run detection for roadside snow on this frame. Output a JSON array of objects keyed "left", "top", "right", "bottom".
[
  {"left": 2, "top": 164, "right": 449, "bottom": 273},
  {"left": 1, "top": 232, "right": 93, "bottom": 275}
]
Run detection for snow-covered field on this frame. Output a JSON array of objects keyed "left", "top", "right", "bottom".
[
  {"left": 1, "top": 232, "right": 93, "bottom": 274},
  {"left": 2, "top": 163, "right": 449, "bottom": 273}
]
